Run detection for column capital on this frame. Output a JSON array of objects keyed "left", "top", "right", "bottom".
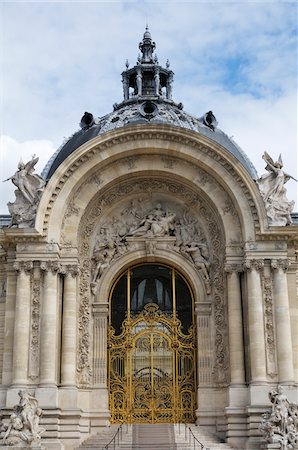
[
  {"left": 271, "top": 258, "right": 289, "bottom": 271},
  {"left": 40, "top": 260, "right": 60, "bottom": 273},
  {"left": 244, "top": 258, "right": 264, "bottom": 272},
  {"left": 60, "top": 264, "right": 79, "bottom": 278},
  {"left": 224, "top": 263, "right": 243, "bottom": 274},
  {"left": 13, "top": 260, "right": 33, "bottom": 274}
]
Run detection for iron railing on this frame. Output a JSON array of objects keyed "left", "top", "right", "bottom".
[
  {"left": 177, "top": 423, "right": 210, "bottom": 450},
  {"left": 102, "top": 423, "right": 129, "bottom": 450}
]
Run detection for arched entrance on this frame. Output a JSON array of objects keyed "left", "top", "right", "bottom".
[{"left": 108, "top": 264, "right": 197, "bottom": 424}]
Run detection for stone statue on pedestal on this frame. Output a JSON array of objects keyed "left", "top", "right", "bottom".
[
  {"left": 1, "top": 390, "right": 45, "bottom": 447},
  {"left": 259, "top": 386, "right": 298, "bottom": 450},
  {"left": 4, "top": 155, "right": 45, "bottom": 228},
  {"left": 257, "top": 152, "right": 296, "bottom": 226}
]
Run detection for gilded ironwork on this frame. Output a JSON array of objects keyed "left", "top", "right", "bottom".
[{"left": 108, "top": 302, "right": 196, "bottom": 423}]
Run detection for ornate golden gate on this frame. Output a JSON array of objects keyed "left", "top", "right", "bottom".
[{"left": 108, "top": 265, "right": 196, "bottom": 424}]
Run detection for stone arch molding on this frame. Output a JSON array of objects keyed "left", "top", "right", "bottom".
[
  {"left": 36, "top": 125, "right": 265, "bottom": 243},
  {"left": 76, "top": 175, "right": 228, "bottom": 387},
  {"left": 33, "top": 125, "right": 265, "bottom": 387}
]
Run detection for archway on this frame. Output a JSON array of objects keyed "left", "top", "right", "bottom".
[{"left": 108, "top": 263, "right": 196, "bottom": 424}]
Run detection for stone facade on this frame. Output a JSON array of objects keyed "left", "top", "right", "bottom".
[{"left": 0, "top": 28, "right": 297, "bottom": 450}]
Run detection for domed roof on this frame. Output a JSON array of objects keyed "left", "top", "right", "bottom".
[{"left": 42, "top": 28, "right": 258, "bottom": 181}]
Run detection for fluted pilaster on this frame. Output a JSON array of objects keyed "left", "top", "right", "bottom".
[
  {"left": 244, "top": 259, "right": 266, "bottom": 382},
  {"left": 225, "top": 264, "right": 245, "bottom": 385},
  {"left": 12, "top": 261, "right": 33, "bottom": 385},
  {"left": 92, "top": 303, "right": 109, "bottom": 387},
  {"left": 271, "top": 259, "right": 294, "bottom": 383},
  {"left": 2, "top": 263, "right": 17, "bottom": 385}
]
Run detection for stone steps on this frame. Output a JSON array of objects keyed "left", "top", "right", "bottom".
[{"left": 77, "top": 423, "right": 237, "bottom": 450}]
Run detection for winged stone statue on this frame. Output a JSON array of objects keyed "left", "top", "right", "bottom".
[
  {"left": 3, "top": 155, "right": 45, "bottom": 227},
  {"left": 257, "top": 151, "right": 297, "bottom": 226}
]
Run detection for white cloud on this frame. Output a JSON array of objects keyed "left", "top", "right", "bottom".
[{"left": 0, "top": 1, "right": 297, "bottom": 214}]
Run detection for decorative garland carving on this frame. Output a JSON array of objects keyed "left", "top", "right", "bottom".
[
  {"left": 29, "top": 267, "right": 41, "bottom": 380},
  {"left": 262, "top": 273, "right": 277, "bottom": 378},
  {"left": 77, "top": 177, "right": 229, "bottom": 386}
]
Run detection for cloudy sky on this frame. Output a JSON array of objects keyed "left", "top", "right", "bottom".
[{"left": 0, "top": 0, "right": 297, "bottom": 214}]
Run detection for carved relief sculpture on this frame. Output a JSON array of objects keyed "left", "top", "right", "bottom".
[
  {"left": 4, "top": 155, "right": 45, "bottom": 228},
  {"left": 257, "top": 152, "right": 296, "bottom": 226},
  {"left": 1, "top": 390, "right": 45, "bottom": 447},
  {"left": 259, "top": 386, "right": 298, "bottom": 450},
  {"left": 78, "top": 180, "right": 228, "bottom": 385}
]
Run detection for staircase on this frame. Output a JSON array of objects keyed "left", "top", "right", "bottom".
[{"left": 77, "top": 423, "right": 237, "bottom": 450}]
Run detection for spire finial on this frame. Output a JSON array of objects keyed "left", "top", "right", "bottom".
[{"left": 139, "top": 26, "right": 155, "bottom": 63}]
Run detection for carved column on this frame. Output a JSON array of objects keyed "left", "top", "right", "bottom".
[
  {"left": 225, "top": 264, "right": 245, "bottom": 385},
  {"left": 2, "top": 262, "right": 17, "bottom": 385},
  {"left": 271, "top": 259, "right": 294, "bottom": 383},
  {"left": 61, "top": 265, "right": 79, "bottom": 387},
  {"left": 39, "top": 261, "right": 60, "bottom": 386},
  {"left": 92, "top": 303, "right": 109, "bottom": 387},
  {"left": 245, "top": 259, "right": 267, "bottom": 382},
  {"left": 12, "top": 261, "right": 33, "bottom": 385}
]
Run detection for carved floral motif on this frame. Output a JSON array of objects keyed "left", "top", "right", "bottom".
[{"left": 262, "top": 274, "right": 277, "bottom": 378}]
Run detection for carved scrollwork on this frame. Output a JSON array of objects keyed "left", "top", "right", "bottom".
[
  {"left": 40, "top": 260, "right": 61, "bottom": 273},
  {"left": 244, "top": 258, "right": 264, "bottom": 271},
  {"left": 61, "top": 264, "right": 79, "bottom": 278},
  {"left": 271, "top": 258, "right": 289, "bottom": 271},
  {"left": 13, "top": 261, "right": 33, "bottom": 274}
]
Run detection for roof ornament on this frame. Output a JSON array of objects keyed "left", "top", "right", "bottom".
[
  {"left": 125, "top": 59, "right": 129, "bottom": 69},
  {"left": 166, "top": 59, "right": 170, "bottom": 68},
  {"left": 139, "top": 25, "right": 156, "bottom": 63}
]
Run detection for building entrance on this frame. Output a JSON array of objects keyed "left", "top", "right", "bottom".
[{"left": 108, "top": 264, "right": 196, "bottom": 423}]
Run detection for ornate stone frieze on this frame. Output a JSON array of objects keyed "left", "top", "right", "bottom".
[
  {"left": 77, "top": 177, "right": 228, "bottom": 386},
  {"left": 261, "top": 274, "right": 277, "bottom": 378},
  {"left": 259, "top": 386, "right": 298, "bottom": 450}
]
